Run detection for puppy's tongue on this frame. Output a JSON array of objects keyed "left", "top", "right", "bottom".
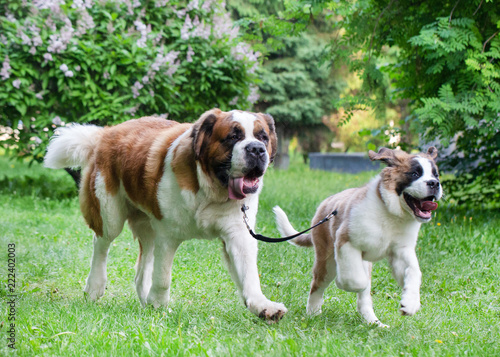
[
  {"left": 228, "top": 177, "right": 246, "bottom": 200},
  {"left": 421, "top": 201, "right": 438, "bottom": 211}
]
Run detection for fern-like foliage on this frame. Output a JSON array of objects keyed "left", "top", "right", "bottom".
[{"left": 328, "top": 0, "right": 500, "bottom": 207}]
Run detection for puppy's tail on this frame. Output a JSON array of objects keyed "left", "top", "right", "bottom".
[
  {"left": 44, "top": 124, "right": 103, "bottom": 169},
  {"left": 273, "top": 206, "right": 313, "bottom": 247}
]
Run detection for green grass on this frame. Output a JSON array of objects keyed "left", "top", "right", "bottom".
[{"left": 0, "top": 155, "right": 499, "bottom": 356}]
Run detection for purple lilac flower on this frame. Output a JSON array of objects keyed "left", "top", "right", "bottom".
[
  {"left": 229, "top": 96, "right": 238, "bottom": 106},
  {"left": 5, "top": 12, "right": 16, "bottom": 22},
  {"left": 72, "top": 0, "right": 93, "bottom": 9},
  {"left": 132, "top": 81, "right": 143, "bottom": 99},
  {"left": 247, "top": 86, "right": 259, "bottom": 104},
  {"left": 47, "top": 34, "right": 66, "bottom": 53},
  {"left": 213, "top": 12, "right": 239, "bottom": 40},
  {"left": 155, "top": 0, "right": 169, "bottom": 7},
  {"left": 1, "top": 56, "right": 11, "bottom": 80},
  {"left": 175, "top": 9, "right": 187, "bottom": 18},
  {"left": 187, "top": 0, "right": 199, "bottom": 11},
  {"left": 181, "top": 14, "right": 193, "bottom": 40},
  {"left": 33, "top": 0, "right": 63, "bottom": 13},
  {"left": 186, "top": 45, "right": 194, "bottom": 63},
  {"left": 134, "top": 19, "right": 151, "bottom": 48},
  {"left": 151, "top": 50, "right": 180, "bottom": 72},
  {"left": 166, "top": 60, "right": 180, "bottom": 77},
  {"left": 76, "top": 10, "right": 95, "bottom": 36},
  {"left": 52, "top": 116, "right": 62, "bottom": 125},
  {"left": 231, "top": 42, "right": 260, "bottom": 63},
  {"left": 45, "top": 18, "right": 57, "bottom": 32},
  {"left": 201, "top": 0, "right": 215, "bottom": 11},
  {"left": 20, "top": 31, "right": 32, "bottom": 46},
  {"left": 43, "top": 53, "right": 54, "bottom": 62},
  {"left": 32, "top": 137, "right": 43, "bottom": 145},
  {"left": 13, "top": 79, "right": 21, "bottom": 89}
]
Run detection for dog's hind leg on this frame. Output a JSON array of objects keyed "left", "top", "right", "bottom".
[
  {"left": 83, "top": 172, "right": 127, "bottom": 301},
  {"left": 307, "top": 252, "right": 336, "bottom": 315},
  {"left": 146, "top": 235, "right": 180, "bottom": 308},
  {"left": 128, "top": 210, "right": 156, "bottom": 306},
  {"left": 84, "top": 234, "right": 115, "bottom": 300},
  {"left": 356, "top": 261, "right": 388, "bottom": 327}
]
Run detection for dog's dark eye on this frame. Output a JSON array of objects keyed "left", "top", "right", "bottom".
[
  {"left": 225, "top": 132, "right": 242, "bottom": 142},
  {"left": 255, "top": 131, "right": 269, "bottom": 143},
  {"left": 411, "top": 171, "right": 420, "bottom": 178}
]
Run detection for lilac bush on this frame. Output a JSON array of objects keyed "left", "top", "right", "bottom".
[{"left": 0, "top": 0, "right": 260, "bottom": 162}]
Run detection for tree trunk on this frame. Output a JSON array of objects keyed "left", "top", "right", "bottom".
[{"left": 273, "top": 124, "right": 290, "bottom": 170}]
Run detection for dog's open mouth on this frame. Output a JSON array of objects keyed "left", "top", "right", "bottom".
[
  {"left": 228, "top": 175, "right": 261, "bottom": 200},
  {"left": 404, "top": 193, "right": 438, "bottom": 220}
]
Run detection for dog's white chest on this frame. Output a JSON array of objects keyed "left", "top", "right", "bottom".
[{"left": 348, "top": 201, "right": 420, "bottom": 262}]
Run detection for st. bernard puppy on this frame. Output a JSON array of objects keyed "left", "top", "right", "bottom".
[
  {"left": 44, "top": 108, "right": 287, "bottom": 321},
  {"left": 273, "top": 147, "right": 442, "bottom": 326}
]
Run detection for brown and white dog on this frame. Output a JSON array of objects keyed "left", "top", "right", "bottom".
[
  {"left": 44, "top": 108, "right": 287, "bottom": 321},
  {"left": 273, "top": 147, "right": 442, "bottom": 326}
]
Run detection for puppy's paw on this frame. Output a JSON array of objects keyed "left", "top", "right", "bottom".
[
  {"left": 399, "top": 294, "right": 421, "bottom": 316},
  {"left": 247, "top": 298, "right": 288, "bottom": 322},
  {"left": 372, "top": 320, "right": 390, "bottom": 328}
]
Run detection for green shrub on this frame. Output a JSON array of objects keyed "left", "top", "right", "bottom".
[{"left": 0, "top": 0, "right": 260, "bottom": 162}]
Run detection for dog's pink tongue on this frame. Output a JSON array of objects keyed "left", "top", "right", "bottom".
[
  {"left": 421, "top": 201, "right": 438, "bottom": 211},
  {"left": 228, "top": 177, "right": 246, "bottom": 200}
]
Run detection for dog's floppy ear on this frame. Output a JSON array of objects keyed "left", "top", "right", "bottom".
[
  {"left": 191, "top": 109, "right": 220, "bottom": 160},
  {"left": 263, "top": 113, "right": 278, "bottom": 163},
  {"left": 426, "top": 146, "right": 438, "bottom": 160},
  {"left": 368, "top": 147, "right": 398, "bottom": 167}
]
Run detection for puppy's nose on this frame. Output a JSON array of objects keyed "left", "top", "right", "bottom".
[
  {"left": 246, "top": 142, "right": 266, "bottom": 158},
  {"left": 426, "top": 180, "right": 440, "bottom": 189}
]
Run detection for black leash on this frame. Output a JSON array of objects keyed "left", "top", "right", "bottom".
[{"left": 241, "top": 205, "right": 337, "bottom": 243}]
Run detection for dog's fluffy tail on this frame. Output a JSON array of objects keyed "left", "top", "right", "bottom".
[
  {"left": 44, "top": 124, "right": 103, "bottom": 169},
  {"left": 273, "top": 206, "right": 313, "bottom": 247}
]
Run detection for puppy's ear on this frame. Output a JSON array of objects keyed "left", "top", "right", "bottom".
[
  {"left": 263, "top": 113, "right": 278, "bottom": 163},
  {"left": 368, "top": 147, "right": 398, "bottom": 167},
  {"left": 191, "top": 109, "right": 220, "bottom": 159},
  {"left": 426, "top": 146, "right": 438, "bottom": 160}
]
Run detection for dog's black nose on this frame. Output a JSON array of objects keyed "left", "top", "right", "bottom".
[
  {"left": 426, "top": 180, "right": 440, "bottom": 189},
  {"left": 246, "top": 142, "right": 266, "bottom": 158}
]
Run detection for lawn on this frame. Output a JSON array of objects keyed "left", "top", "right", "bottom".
[{"left": 0, "top": 154, "right": 499, "bottom": 356}]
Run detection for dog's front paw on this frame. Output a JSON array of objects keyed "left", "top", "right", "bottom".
[
  {"left": 84, "top": 280, "right": 106, "bottom": 301},
  {"left": 247, "top": 298, "right": 288, "bottom": 322},
  {"left": 146, "top": 287, "right": 170, "bottom": 309},
  {"left": 399, "top": 294, "right": 421, "bottom": 316}
]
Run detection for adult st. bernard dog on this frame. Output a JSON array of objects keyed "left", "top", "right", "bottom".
[
  {"left": 274, "top": 147, "right": 442, "bottom": 327},
  {"left": 44, "top": 108, "right": 287, "bottom": 321}
]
